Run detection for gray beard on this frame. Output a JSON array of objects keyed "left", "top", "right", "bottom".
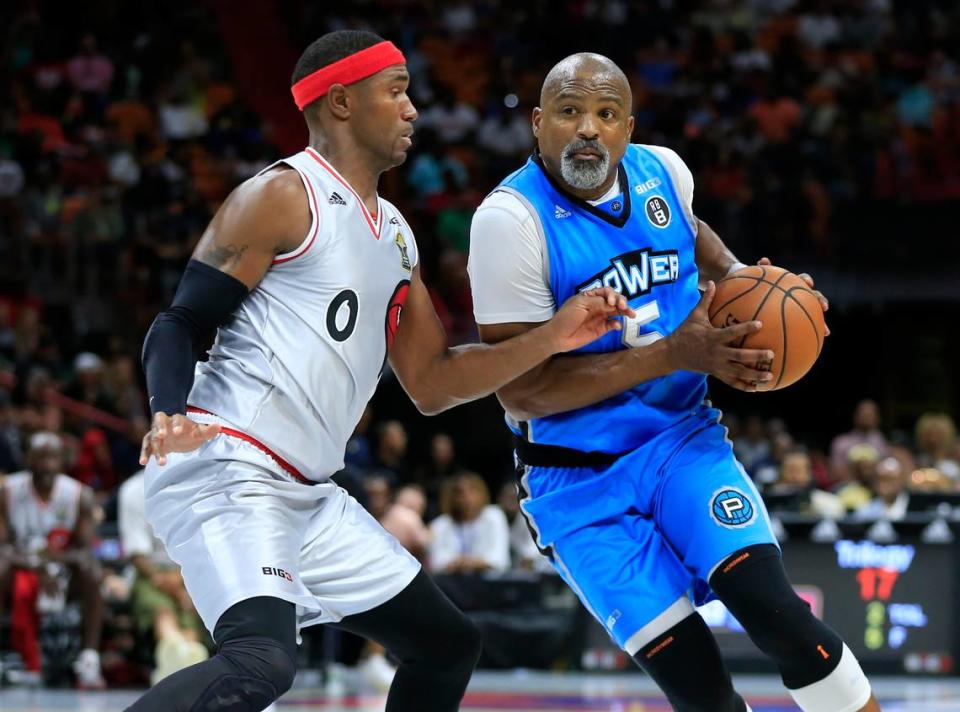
[{"left": 560, "top": 146, "right": 610, "bottom": 190}]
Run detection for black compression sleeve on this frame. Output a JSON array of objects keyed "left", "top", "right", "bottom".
[{"left": 142, "top": 260, "right": 249, "bottom": 416}]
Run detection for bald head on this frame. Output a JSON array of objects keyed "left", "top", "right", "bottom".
[
  {"left": 532, "top": 53, "right": 634, "bottom": 199},
  {"left": 540, "top": 53, "right": 631, "bottom": 108}
]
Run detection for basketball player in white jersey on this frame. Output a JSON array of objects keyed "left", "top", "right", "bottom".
[
  {"left": 0, "top": 432, "right": 104, "bottom": 688},
  {"left": 129, "top": 30, "right": 633, "bottom": 712}
]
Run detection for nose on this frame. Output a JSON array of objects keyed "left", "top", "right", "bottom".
[
  {"left": 576, "top": 113, "right": 599, "bottom": 140},
  {"left": 403, "top": 99, "right": 418, "bottom": 123}
]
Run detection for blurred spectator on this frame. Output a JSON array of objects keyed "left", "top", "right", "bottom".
[
  {"left": 417, "top": 87, "right": 479, "bottom": 145},
  {"left": 914, "top": 412, "right": 960, "bottom": 480},
  {"left": 415, "top": 432, "right": 459, "bottom": 484},
  {"left": 118, "top": 470, "right": 208, "bottom": 684},
  {"left": 765, "top": 449, "right": 845, "bottom": 520},
  {"left": 66, "top": 34, "right": 114, "bottom": 96},
  {"left": 496, "top": 481, "right": 551, "bottom": 572},
  {"left": 0, "top": 432, "right": 104, "bottom": 687},
  {"left": 407, "top": 129, "right": 469, "bottom": 200},
  {"left": 749, "top": 83, "right": 802, "bottom": 144},
  {"left": 835, "top": 443, "right": 880, "bottom": 513},
  {"left": 373, "top": 420, "right": 409, "bottom": 483},
  {"left": 429, "top": 472, "right": 510, "bottom": 574},
  {"left": 830, "top": 400, "right": 889, "bottom": 483},
  {"left": 63, "top": 352, "right": 113, "bottom": 410},
  {"left": 366, "top": 477, "right": 431, "bottom": 565},
  {"left": 358, "top": 477, "right": 430, "bottom": 690},
  {"left": 0, "top": 390, "right": 23, "bottom": 473},
  {"left": 157, "top": 86, "right": 208, "bottom": 141},
  {"left": 344, "top": 405, "right": 374, "bottom": 470},
  {"left": 734, "top": 415, "right": 770, "bottom": 471},
  {"left": 752, "top": 431, "right": 795, "bottom": 487},
  {"left": 476, "top": 110, "right": 533, "bottom": 161},
  {"left": 855, "top": 457, "right": 909, "bottom": 521},
  {"left": 908, "top": 466, "right": 957, "bottom": 493}
]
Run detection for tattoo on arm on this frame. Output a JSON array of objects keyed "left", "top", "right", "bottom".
[{"left": 198, "top": 242, "right": 249, "bottom": 270}]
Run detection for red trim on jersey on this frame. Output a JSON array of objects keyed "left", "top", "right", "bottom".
[
  {"left": 273, "top": 169, "right": 321, "bottom": 265},
  {"left": 186, "top": 407, "right": 313, "bottom": 485},
  {"left": 290, "top": 41, "right": 405, "bottom": 111},
  {"left": 305, "top": 147, "right": 382, "bottom": 239}
]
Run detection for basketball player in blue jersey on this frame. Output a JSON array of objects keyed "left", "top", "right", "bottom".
[
  {"left": 469, "top": 53, "right": 880, "bottom": 712},
  {"left": 129, "top": 33, "right": 633, "bottom": 712}
]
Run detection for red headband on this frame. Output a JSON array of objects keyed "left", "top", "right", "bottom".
[{"left": 291, "top": 41, "right": 406, "bottom": 111}]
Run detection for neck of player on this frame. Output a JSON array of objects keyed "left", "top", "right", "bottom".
[{"left": 309, "top": 133, "right": 381, "bottom": 216}]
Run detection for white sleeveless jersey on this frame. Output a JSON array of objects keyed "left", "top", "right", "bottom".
[
  {"left": 4, "top": 472, "right": 83, "bottom": 553},
  {"left": 188, "top": 147, "right": 418, "bottom": 481}
]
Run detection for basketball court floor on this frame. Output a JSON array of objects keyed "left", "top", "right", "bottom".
[{"left": 3, "top": 670, "right": 960, "bottom": 711}]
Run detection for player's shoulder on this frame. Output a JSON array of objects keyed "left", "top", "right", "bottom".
[
  {"left": 238, "top": 165, "right": 309, "bottom": 210},
  {"left": 631, "top": 143, "right": 689, "bottom": 170},
  {"left": 475, "top": 188, "right": 535, "bottom": 222},
  {"left": 214, "top": 165, "right": 311, "bottom": 251}
]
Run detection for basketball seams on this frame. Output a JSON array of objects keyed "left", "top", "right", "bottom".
[
  {"left": 772, "top": 294, "right": 790, "bottom": 390},
  {"left": 784, "top": 287, "right": 823, "bottom": 356},
  {"left": 739, "top": 268, "right": 790, "bottom": 348},
  {"left": 708, "top": 277, "right": 766, "bottom": 322}
]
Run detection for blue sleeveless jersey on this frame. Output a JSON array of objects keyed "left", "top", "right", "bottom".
[{"left": 495, "top": 145, "right": 707, "bottom": 453}]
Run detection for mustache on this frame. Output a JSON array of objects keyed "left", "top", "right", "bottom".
[{"left": 564, "top": 139, "right": 609, "bottom": 159}]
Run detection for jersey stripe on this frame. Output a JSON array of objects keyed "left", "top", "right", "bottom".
[
  {"left": 273, "top": 167, "right": 322, "bottom": 265},
  {"left": 186, "top": 406, "right": 312, "bottom": 484}
]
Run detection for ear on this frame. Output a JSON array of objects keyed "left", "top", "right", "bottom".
[
  {"left": 326, "top": 84, "right": 351, "bottom": 120},
  {"left": 532, "top": 107, "right": 542, "bottom": 138}
]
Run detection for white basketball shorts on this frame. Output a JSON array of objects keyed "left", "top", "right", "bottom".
[{"left": 143, "top": 433, "right": 420, "bottom": 636}]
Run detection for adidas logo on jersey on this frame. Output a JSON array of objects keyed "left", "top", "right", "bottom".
[
  {"left": 328, "top": 192, "right": 346, "bottom": 206},
  {"left": 554, "top": 204, "right": 571, "bottom": 219}
]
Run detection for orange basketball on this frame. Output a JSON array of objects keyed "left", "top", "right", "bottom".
[{"left": 708, "top": 265, "right": 827, "bottom": 391}]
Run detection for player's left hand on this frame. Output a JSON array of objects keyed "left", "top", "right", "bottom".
[
  {"left": 757, "top": 257, "right": 830, "bottom": 336},
  {"left": 547, "top": 287, "right": 636, "bottom": 353}
]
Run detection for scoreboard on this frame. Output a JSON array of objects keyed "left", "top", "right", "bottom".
[{"left": 704, "top": 538, "right": 959, "bottom": 674}]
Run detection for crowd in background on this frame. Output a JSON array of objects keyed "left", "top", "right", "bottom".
[{"left": 0, "top": 0, "right": 958, "bottom": 690}]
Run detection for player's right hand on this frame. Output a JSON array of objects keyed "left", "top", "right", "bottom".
[
  {"left": 666, "top": 281, "right": 775, "bottom": 392},
  {"left": 139, "top": 412, "right": 221, "bottom": 467}
]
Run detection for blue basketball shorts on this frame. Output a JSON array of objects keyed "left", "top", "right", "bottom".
[{"left": 516, "top": 409, "right": 777, "bottom": 655}]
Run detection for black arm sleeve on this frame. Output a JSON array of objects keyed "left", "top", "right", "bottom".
[{"left": 142, "top": 259, "right": 249, "bottom": 417}]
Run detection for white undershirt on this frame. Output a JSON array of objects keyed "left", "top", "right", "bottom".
[{"left": 467, "top": 144, "right": 696, "bottom": 325}]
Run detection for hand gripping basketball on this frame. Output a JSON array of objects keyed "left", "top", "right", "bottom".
[
  {"left": 709, "top": 263, "right": 829, "bottom": 390},
  {"left": 666, "top": 281, "right": 776, "bottom": 392}
]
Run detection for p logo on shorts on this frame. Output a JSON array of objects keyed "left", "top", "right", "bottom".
[{"left": 710, "top": 488, "right": 755, "bottom": 528}]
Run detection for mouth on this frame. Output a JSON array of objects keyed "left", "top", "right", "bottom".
[{"left": 567, "top": 147, "right": 603, "bottom": 161}]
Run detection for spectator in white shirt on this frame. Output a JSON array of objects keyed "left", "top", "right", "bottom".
[
  {"left": 496, "top": 481, "right": 553, "bottom": 573},
  {"left": 119, "top": 470, "right": 208, "bottom": 684},
  {"left": 429, "top": 472, "right": 510, "bottom": 574}
]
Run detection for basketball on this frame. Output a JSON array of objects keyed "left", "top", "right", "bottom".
[{"left": 708, "top": 265, "right": 827, "bottom": 391}]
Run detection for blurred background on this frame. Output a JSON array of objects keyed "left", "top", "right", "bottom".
[{"left": 0, "top": 0, "right": 958, "bottom": 701}]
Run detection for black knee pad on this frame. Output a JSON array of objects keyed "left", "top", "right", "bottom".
[
  {"left": 633, "top": 613, "right": 747, "bottom": 712},
  {"left": 710, "top": 544, "right": 843, "bottom": 689},
  {"left": 192, "top": 597, "right": 298, "bottom": 711},
  {"left": 192, "top": 636, "right": 295, "bottom": 711}
]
